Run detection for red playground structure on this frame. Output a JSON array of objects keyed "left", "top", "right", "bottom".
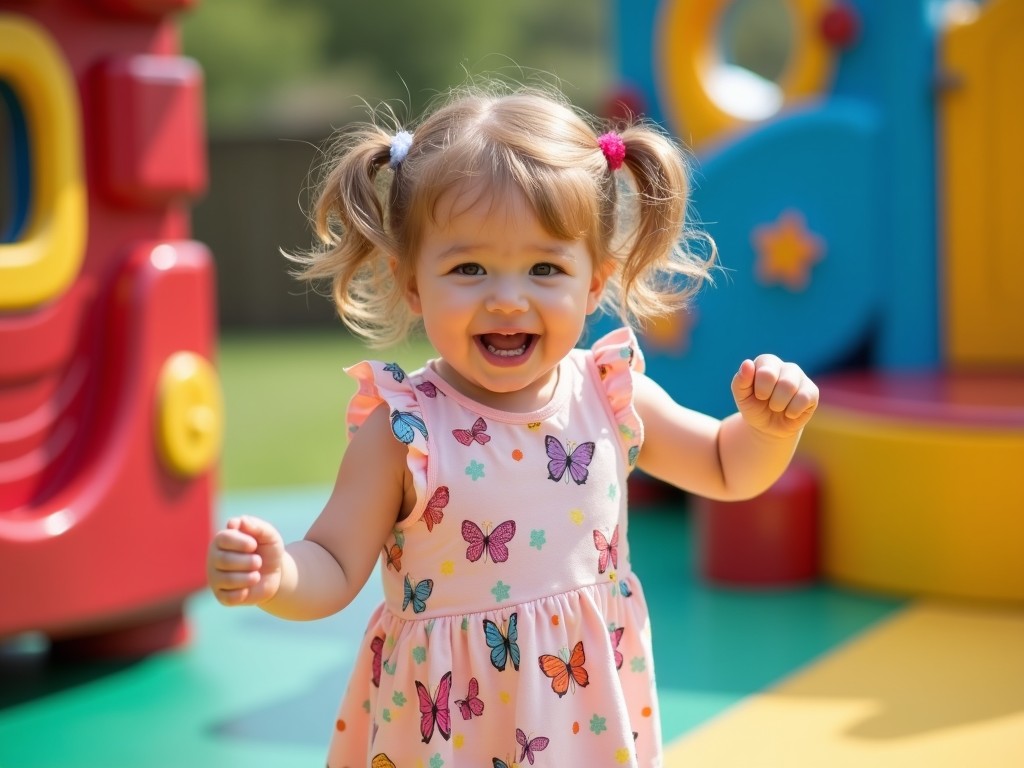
[{"left": 0, "top": 0, "right": 221, "bottom": 655}]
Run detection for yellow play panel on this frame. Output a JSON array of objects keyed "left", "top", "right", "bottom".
[{"left": 664, "top": 602, "right": 1024, "bottom": 767}]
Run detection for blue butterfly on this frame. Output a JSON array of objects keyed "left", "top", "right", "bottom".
[
  {"left": 403, "top": 575, "right": 434, "bottom": 614},
  {"left": 391, "top": 410, "right": 428, "bottom": 444},
  {"left": 628, "top": 444, "right": 640, "bottom": 467},
  {"left": 383, "top": 362, "right": 406, "bottom": 382},
  {"left": 482, "top": 612, "right": 520, "bottom": 671}
]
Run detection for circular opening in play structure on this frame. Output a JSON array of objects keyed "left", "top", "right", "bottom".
[
  {"left": 0, "top": 79, "right": 32, "bottom": 243},
  {"left": 710, "top": 0, "right": 793, "bottom": 121}
]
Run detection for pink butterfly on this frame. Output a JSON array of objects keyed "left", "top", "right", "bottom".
[
  {"left": 453, "top": 417, "right": 491, "bottom": 446},
  {"left": 454, "top": 676, "right": 484, "bottom": 720},
  {"left": 462, "top": 520, "right": 516, "bottom": 563},
  {"left": 415, "top": 671, "right": 452, "bottom": 743},
  {"left": 545, "top": 436, "right": 595, "bottom": 485},
  {"left": 423, "top": 486, "right": 449, "bottom": 532},
  {"left": 594, "top": 525, "right": 619, "bottom": 574},
  {"left": 609, "top": 626, "right": 624, "bottom": 670},
  {"left": 516, "top": 728, "right": 550, "bottom": 764},
  {"left": 416, "top": 381, "right": 444, "bottom": 398},
  {"left": 370, "top": 635, "right": 384, "bottom": 687}
]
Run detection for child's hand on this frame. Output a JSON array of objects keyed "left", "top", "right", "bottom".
[
  {"left": 731, "top": 355, "right": 819, "bottom": 439},
  {"left": 207, "top": 516, "right": 285, "bottom": 607}
]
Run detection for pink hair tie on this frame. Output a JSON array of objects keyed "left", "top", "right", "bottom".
[{"left": 598, "top": 132, "right": 626, "bottom": 171}]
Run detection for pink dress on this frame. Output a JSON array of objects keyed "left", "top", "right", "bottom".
[{"left": 328, "top": 328, "right": 662, "bottom": 768}]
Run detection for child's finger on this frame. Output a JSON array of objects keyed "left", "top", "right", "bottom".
[
  {"left": 766, "top": 363, "right": 803, "bottom": 413},
  {"left": 214, "top": 580, "right": 260, "bottom": 606},
  {"left": 235, "top": 516, "right": 282, "bottom": 547},
  {"left": 212, "top": 549, "right": 262, "bottom": 573},
  {"left": 784, "top": 381, "right": 820, "bottom": 420},
  {"left": 213, "top": 569, "right": 260, "bottom": 591},
  {"left": 752, "top": 355, "right": 784, "bottom": 401},
  {"left": 731, "top": 359, "right": 756, "bottom": 400},
  {"left": 212, "top": 527, "right": 259, "bottom": 554}
]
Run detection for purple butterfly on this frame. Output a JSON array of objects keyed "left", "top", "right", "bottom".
[
  {"left": 516, "top": 728, "right": 550, "bottom": 764},
  {"left": 462, "top": 520, "right": 516, "bottom": 563},
  {"left": 545, "top": 436, "right": 595, "bottom": 485}
]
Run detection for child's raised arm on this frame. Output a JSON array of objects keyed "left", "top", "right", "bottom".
[
  {"left": 633, "top": 355, "right": 818, "bottom": 501},
  {"left": 207, "top": 402, "right": 407, "bottom": 620}
]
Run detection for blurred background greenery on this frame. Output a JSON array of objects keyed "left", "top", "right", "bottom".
[
  {"left": 181, "top": 1, "right": 613, "bottom": 491},
  {"left": 182, "top": 0, "right": 612, "bottom": 138}
]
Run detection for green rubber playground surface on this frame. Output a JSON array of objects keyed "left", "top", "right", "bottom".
[{"left": 0, "top": 487, "right": 902, "bottom": 767}]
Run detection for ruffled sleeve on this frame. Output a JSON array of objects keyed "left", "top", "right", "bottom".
[
  {"left": 344, "top": 360, "right": 428, "bottom": 520},
  {"left": 592, "top": 328, "right": 645, "bottom": 469}
]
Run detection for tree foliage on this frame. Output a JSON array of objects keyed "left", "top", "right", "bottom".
[{"left": 182, "top": 0, "right": 610, "bottom": 137}]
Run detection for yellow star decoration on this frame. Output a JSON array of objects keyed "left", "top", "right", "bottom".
[
  {"left": 440, "top": 560, "right": 455, "bottom": 576},
  {"left": 643, "top": 308, "right": 697, "bottom": 352},
  {"left": 751, "top": 210, "right": 824, "bottom": 291},
  {"left": 569, "top": 509, "right": 585, "bottom": 525}
]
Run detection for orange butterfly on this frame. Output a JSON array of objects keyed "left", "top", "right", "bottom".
[
  {"left": 383, "top": 543, "right": 403, "bottom": 572},
  {"left": 371, "top": 754, "right": 396, "bottom": 768},
  {"left": 538, "top": 641, "right": 590, "bottom": 697},
  {"left": 422, "top": 486, "right": 449, "bottom": 532}
]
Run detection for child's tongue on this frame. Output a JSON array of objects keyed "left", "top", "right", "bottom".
[{"left": 482, "top": 333, "right": 528, "bottom": 352}]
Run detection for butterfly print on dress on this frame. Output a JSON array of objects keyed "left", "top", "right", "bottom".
[
  {"left": 416, "top": 381, "right": 444, "bottom": 398},
  {"left": 382, "top": 542, "right": 402, "bottom": 572},
  {"left": 452, "top": 417, "right": 491, "bottom": 446},
  {"left": 382, "top": 362, "right": 405, "bottom": 382},
  {"left": 538, "top": 641, "right": 590, "bottom": 697},
  {"left": 594, "top": 525, "right": 619, "bottom": 574},
  {"left": 422, "top": 486, "right": 449, "bottom": 532},
  {"left": 516, "top": 728, "right": 550, "bottom": 764},
  {"left": 415, "top": 671, "right": 453, "bottom": 743},
  {"left": 370, "top": 635, "right": 384, "bottom": 687},
  {"left": 402, "top": 575, "right": 434, "bottom": 613},
  {"left": 462, "top": 520, "right": 516, "bottom": 563},
  {"left": 609, "top": 626, "right": 624, "bottom": 670},
  {"left": 482, "top": 612, "right": 521, "bottom": 671},
  {"left": 391, "top": 410, "right": 427, "bottom": 444},
  {"left": 454, "top": 676, "right": 485, "bottom": 720},
  {"left": 545, "top": 436, "right": 595, "bottom": 485}
]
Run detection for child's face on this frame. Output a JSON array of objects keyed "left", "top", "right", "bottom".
[{"left": 406, "top": 185, "right": 606, "bottom": 410}]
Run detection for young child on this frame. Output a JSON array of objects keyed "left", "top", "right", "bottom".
[{"left": 207, "top": 83, "right": 818, "bottom": 768}]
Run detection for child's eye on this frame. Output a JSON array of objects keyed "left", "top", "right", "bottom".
[
  {"left": 453, "top": 263, "right": 485, "bottom": 276},
  {"left": 530, "top": 263, "right": 562, "bottom": 276}
]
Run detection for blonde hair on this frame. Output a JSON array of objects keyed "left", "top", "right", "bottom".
[{"left": 292, "top": 81, "right": 715, "bottom": 347}]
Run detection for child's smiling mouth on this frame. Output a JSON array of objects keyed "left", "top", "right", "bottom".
[{"left": 478, "top": 333, "right": 536, "bottom": 360}]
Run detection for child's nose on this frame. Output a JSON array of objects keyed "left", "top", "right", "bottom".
[{"left": 484, "top": 277, "right": 529, "bottom": 313}]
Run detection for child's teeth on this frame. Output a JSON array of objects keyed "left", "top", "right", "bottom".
[{"left": 487, "top": 344, "right": 526, "bottom": 357}]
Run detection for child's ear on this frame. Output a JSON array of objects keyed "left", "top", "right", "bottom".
[
  {"left": 586, "top": 258, "right": 613, "bottom": 315},
  {"left": 406, "top": 280, "right": 422, "bottom": 315},
  {"left": 395, "top": 258, "right": 422, "bottom": 315}
]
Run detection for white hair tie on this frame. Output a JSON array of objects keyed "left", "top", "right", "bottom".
[{"left": 389, "top": 130, "right": 414, "bottom": 168}]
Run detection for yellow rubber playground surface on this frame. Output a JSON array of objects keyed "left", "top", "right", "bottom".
[
  {"left": 664, "top": 602, "right": 1024, "bottom": 767},
  {"left": 1, "top": 488, "right": 1021, "bottom": 767}
]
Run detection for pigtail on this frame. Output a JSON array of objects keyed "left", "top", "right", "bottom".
[
  {"left": 288, "top": 125, "right": 411, "bottom": 345},
  {"left": 605, "top": 125, "right": 716, "bottom": 327}
]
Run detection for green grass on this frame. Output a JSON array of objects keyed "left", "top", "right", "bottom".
[{"left": 217, "top": 330, "right": 434, "bottom": 490}]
